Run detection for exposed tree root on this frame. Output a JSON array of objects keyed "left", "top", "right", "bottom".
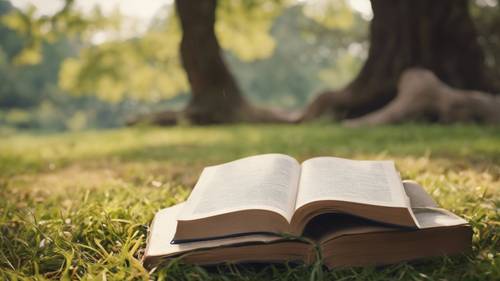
[
  {"left": 126, "top": 105, "right": 300, "bottom": 126},
  {"left": 126, "top": 110, "right": 180, "bottom": 126},
  {"left": 343, "top": 68, "right": 500, "bottom": 127},
  {"left": 299, "top": 89, "right": 350, "bottom": 122}
]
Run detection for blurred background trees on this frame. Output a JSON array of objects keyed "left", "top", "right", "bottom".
[{"left": 0, "top": 0, "right": 498, "bottom": 130}]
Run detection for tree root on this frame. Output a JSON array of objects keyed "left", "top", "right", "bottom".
[
  {"left": 126, "top": 105, "right": 300, "bottom": 126},
  {"left": 126, "top": 110, "right": 180, "bottom": 126},
  {"left": 343, "top": 68, "right": 500, "bottom": 126},
  {"left": 299, "top": 89, "right": 349, "bottom": 122},
  {"left": 128, "top": 68, "right": 499, "bottom": 127}
]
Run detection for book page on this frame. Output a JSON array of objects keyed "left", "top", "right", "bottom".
[
  {"left": 413, "top": 208, "right": 468, "bottom": 228},
  {"left": 402, "top": 180, "right": 467, "bottom": 228},
  {"left": 178, "top": 154, "right": 301, "bottom": 221},
  {"left": 295, "top": 157, "right": 410, "bottom": 209},
  {"left": 402, "top": 180, "right": 439, "bottom": 208},
  {"left": 145, "top": 203, "right": 281, "bottom": 258}
]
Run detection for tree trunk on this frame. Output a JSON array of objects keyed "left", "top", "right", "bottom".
[
  {"left": 128, "top": 0, "right": 297, "bottom": 126},
  {"left": 175, "top": 0, "right": 248, "bottom": 124},
  {"left": 302, "top": 0, "right": 497, "bottom": 121}
]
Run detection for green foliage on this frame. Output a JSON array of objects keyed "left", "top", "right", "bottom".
[
  {"left": 59, "top": 9, "right": 188, "bottom": 102},
  {"left": 55, "top": 1, "right": 368, "bottom": 108},
  {"left": 227, "top": 4, "right": 368, "bottom": 108},
  {"left": 317, "top": 48, "right": 365, "bottom": 89},
  {"left": 0, "top": 37, "right": 72, "bottom": 108},
  {"left": 217, "top": 0, "right": 287, "bottom": 61},
  {"left": 303, "top": 0, "right": 356, "bottom": 30},
  {"left": 1, "top": 0, "right": 117, "bottom": 65},
  {"left": 0, "top": 13, "right": 131, "bottom": 131},
  {"left": 0, "top": 124, "right": 499, "bottom": 280},
  {"left": 0, "top": 1, "right": 172, "bottom": 131},
  {"left": 57, "top": 0, "right": 286, "bottom": 102}
]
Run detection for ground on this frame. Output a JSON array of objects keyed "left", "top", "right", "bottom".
[{"left": 0, "top": 124, "right": 499, "bottom": 280}]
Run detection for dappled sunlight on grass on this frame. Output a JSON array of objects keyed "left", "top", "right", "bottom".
[
  {"left": 0, "top": 124, "right": 499, "bottom": 279},
  {"left": 1, "top": 124, "right": 499, "bottom": 176}
]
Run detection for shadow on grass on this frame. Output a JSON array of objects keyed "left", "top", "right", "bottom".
[{"left": 1, "top": 124, "right": 499, "bottom": 177}]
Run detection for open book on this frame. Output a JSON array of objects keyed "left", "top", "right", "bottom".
[
  {"left": 172, "top": 154, "right": 418, "bottom": 242},
  {"left": 143, "top": 181, "right": 471, "bottom": 268}
]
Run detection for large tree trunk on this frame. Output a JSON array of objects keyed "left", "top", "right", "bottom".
[
  {"left": 128, "top": 0, "right": 295, "bottom": 126},
  {"left": 175, "top": 0, "right": 248, "bottom": 124},
  {"left": 302, "top": 0, "right": 497, "bottom": 122}
]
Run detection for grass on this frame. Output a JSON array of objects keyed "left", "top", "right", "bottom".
[{"left": 0, "top": 124, "right": 499, "bottom": 280}]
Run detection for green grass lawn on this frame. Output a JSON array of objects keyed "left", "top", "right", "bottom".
[{"left": 1, "top": 124, "right": 499, "bottom": 280}]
